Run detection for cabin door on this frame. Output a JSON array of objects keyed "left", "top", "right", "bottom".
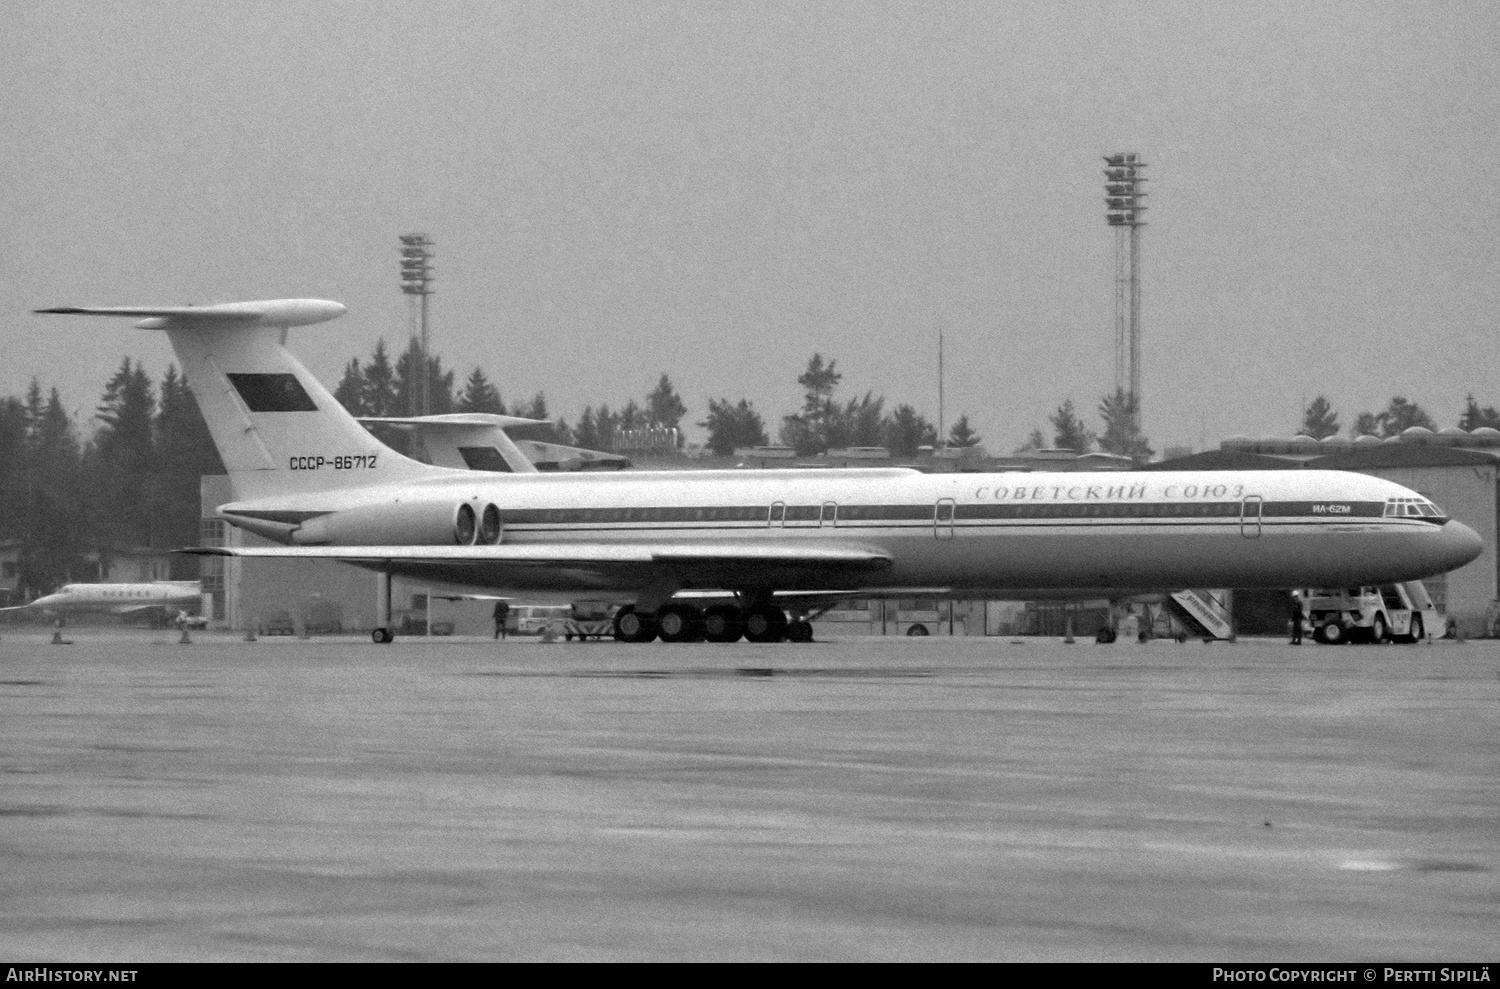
[
  {"left": 935, "top": 498, "right": 956, "bottom": 540},
  {"left": 822, "top": 502, "right": 838, "bottom": 528},
  {"left": 1240, "top": 495, "right": 1263, "bottom": 539},
  {"left": 768, "top": 501, "right": 786, "bottom": 528}
]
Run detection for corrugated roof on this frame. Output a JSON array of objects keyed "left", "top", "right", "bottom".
[
  {"left": 1150, "top": 445, "right": 1500, "bottom": 472},
  {"left": 1142, "top": 450, "right": 1304, "bottom": 471},
  {"left": 1307, "top": 445, "right": 1500, "bottom": 470}
]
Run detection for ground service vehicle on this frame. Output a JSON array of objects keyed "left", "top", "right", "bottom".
[
  {"left": 1304, "top": 582, "right": 1439, "bottom": 644},
  {"left": 565, "top": 601, "right": 617, "bottom": 641},
  {"left": 508, "top": 605, "right": 573, "bottom": 636}
]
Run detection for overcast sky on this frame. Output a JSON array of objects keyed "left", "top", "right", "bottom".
[{"left": 4, "top": 0, "right": 1498, "bottom": 453}]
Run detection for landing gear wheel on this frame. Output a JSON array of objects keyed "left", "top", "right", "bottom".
[
  {"left": 657, "top": 604, "right": 704, "bottom": 643},
  {"left": 1095, "top": 627, "right": 1118, "bottom": 644},
  {"left": 612, "top": 605, "right": 659, "bottom": 643},
  {"left": 702, "top": 604, "right": 745, "bottom": 643},
  {"left": 372, "top": 627, "right": 394, "bottom": 644},
  {"left": 1315, "top": 621, "right": 1346, "bottom": 645},
  {"left": 905, "top": 624, "right": 929, "bottom": 636},
  {"left": 744, "top": 605, "right": 788, "bottom": 643},
  {"left": 786, "top": 620, "right": 814, "bottom": 643}
]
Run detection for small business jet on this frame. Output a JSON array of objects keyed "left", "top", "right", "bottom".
[
  {"left": 36, "top": 299, "right": 1483, "bottom": 644},
  {"left": 2, "top": 581, "right": 204, "bottom": 626}
]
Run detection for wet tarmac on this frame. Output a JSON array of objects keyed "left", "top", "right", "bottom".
[{"left": 0, "top": 630, "right": 1496, "bottom": 961}]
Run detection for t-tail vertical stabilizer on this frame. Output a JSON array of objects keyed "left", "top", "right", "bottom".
[{"left": 36, "top": 300, "right": 442, "bottom": 500}]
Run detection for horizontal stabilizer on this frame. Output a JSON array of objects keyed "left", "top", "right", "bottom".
[
  {"left": 36, "top": 299, "right": 346, "bottom": 328},
  {"left": 358, "top": 414, "right": 551, "bottom": 429}
]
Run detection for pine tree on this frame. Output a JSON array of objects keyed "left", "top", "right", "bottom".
[
  {"left": 27, "top": 388, "right": 86, "bottom": 591},
  {"left": 1098, "top": 388, "right": 1153, "bottom": 464},
  {"left": 1014, "top": 427, "right": 1047, "bottom": 454},
  {"left": 457, "top": 368, "right": 505, "bottom": 414},
  {"left": 947, "top": 414, "right": 980, "bottom": 448},
  {"left": 154, "top": 366, "right": 224, "bottom": 568},
  {"left": 646, "top": 373, "right": 688, "bottom": 444},
  {"left": 0, "top": 397, "right": 26, "bottom": 553},
  {"left": 780, "top": 354, "right": 842, "bottom": 454},
  {"left": 519, "top": 393, "right": 548, "bottom": 421},
  {"left": 333, "top": 358, "right": 367, "bottom": 415},
  {"left": 427, "top": 357, "right": 455, "bottom": 415},
  {"left": 1458, "top": 394, "right": 1500, "bottom": 431},
  {"left": 362, "top": 341, "right": 397, "bottom": 417},
  {"left": 573, "top": 406, "right": 601, "bottom": 450},
  {"left": 618, "top": 400, "right": 643, "bottom": 432},
  {"left": 593, "top": 404, "right": 617, "bottom": 451},
  {"left": 882, "top": 404, "right": 936, "bottom": 457},
  {"left": 1299, "top": 396, "right": 1340, "bottom": 439},
  {"left": 700, "top": 398, "right": 769, "bottom": 456},
  {"left": 92, "top": 359, "right": 158, "bottom": 549},
  {"left": 394, "top": 339, "right": 423, "bottom": 416},
  {"left": 830, "top": 392, "right": 885, "bottom": 449},
  {"left": 1049, "top": 400, "right": 1093, "bottom": 452}
]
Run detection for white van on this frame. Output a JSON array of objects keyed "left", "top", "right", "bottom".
[{"left": 508, "top": 605, "right": 573, "bottom": 636}]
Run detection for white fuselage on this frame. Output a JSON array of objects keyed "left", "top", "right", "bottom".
[
  {"left": 218, "top": 466, "right": 1482, "bottom": 598},
  {"left": 23, "top": 582, "right": 203, "bottom": 615}
]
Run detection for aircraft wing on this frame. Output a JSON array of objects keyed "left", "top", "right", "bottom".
[{"left": 183, "top": 541, "right": 891, "bottom": 569}]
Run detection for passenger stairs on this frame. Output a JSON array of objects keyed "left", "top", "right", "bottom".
[{"left": 1166, "top": 590, "right": 1234, "bottom": 640}]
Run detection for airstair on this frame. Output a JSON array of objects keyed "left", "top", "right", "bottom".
[{"left": 1166, "top": 589, "right": 1234, "bottom": 640}]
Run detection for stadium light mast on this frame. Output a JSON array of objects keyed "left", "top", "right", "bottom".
[
  {"left": 1103, "top": 153, "right": 1146, "bottom": 431},
  {"left": 399, "top": 233, "right": 435, "bottom": 415}
]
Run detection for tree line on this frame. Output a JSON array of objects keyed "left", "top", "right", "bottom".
[
  {"left": 0, "top": 361, "right": 222, "bottom": 599},
  {"left": 1297, "top": 394, "right": 1500, "bottom": 439},
  {"left": 328, "top": 340, "right": 977, "bottom": 459},
  {"left": 1024, "top": 387, "right": 1153, "bottom": 463}
]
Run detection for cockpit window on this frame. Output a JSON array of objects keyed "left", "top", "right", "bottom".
[{"left": 1385, "top": 497, "right": 1446, "bottom": 519}]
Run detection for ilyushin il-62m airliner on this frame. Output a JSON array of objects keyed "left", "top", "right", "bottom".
[{"left": 37, "top": 300, "right": 1482, "bottom": 644}]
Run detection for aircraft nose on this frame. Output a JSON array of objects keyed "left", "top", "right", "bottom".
[{"left": 1439, "top": 520, "right": 1484, "bottom": 571}]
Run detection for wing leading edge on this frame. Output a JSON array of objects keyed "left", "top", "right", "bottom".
[{"left": 182, "top": 541, "right": 892, "bottom": 569}]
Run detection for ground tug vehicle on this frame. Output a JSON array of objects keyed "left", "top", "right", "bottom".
[{"left": 1302, "top": 582, "right": 1440, "bottom": 644}]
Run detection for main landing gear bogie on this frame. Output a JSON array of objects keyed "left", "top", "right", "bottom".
[
  {"left": 612, "top": 605, "right": 659, "bottom": 644},
  {"left": 702, "top": 604, "right": 745, "bottom": 643},
  {"left": 656, "top": 603, "right": 705, "bottom": 643},
  {"left": 611, "top": 603, "right": 811, "bottom": 644}
]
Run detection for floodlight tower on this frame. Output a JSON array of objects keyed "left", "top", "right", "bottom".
[
  {"left": 399, "top": 233, "right": 435, "bottom": 415},
  {"left": 1103, "top": 153, "right": 1146, "bottom": 427}
]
